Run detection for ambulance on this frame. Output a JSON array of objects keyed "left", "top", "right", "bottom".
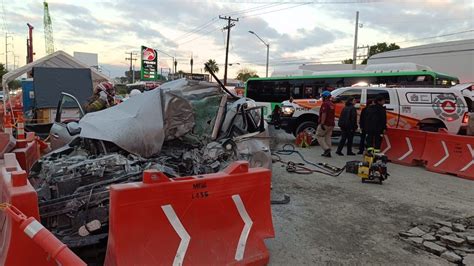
[{"left": 278, "top": 84, "right": 472, "bottom": 143}]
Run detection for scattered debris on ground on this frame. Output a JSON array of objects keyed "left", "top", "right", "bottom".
[{"left": 399, "top": 216, "right": 474, "bottom": 264}]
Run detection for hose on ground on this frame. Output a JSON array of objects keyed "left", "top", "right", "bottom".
[{"left": 272, "top": 144, "right": 346, "bottom": 177}]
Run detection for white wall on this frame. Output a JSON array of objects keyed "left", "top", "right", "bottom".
[{"left": 368, "top": 40, "right": 474, "bottom": 83}]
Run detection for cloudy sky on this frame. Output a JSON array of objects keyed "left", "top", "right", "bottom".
[{"left": 2, "top": 0, "right": 473, "bottom": 79}]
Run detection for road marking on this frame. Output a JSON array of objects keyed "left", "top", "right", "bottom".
[
  {"left": 460, "top": 144, "right": 474, "bottom": 172},
  {"left": 24, "top": 220, "right": 44, "bottom": 238},
  {"left": 434, "top": 141, "right": 449, "bottom": 167},
  {"left": 232, "top": 194, "right": 253, "bottom": 261},
  {"left": 398, "top": 137, "right": 413, "bottom": 161},
  {"left": 382, "top": 135, "right": 391, "bottom": 154},
  {"left": 162, "top": 205, "right": 190, "bottom": 266}
]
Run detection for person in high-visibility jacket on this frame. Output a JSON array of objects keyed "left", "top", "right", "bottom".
[{"left": 85, "top": 82, "right": 116, "bottom": 113}]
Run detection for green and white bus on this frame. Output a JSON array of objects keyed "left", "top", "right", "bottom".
[{"left": 244, "top": 70, "right": 460, "bottom": 115}]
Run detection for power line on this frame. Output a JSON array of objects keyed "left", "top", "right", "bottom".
[
  {"left": 240, "top": 2, "right": 311, "bottom": 18},
  {"left": 221, "top": 2, "right": 283, "bottom": 17},
  {"left": 397, "top": 29, "right": 474, "bottom": 44},
  {"left": 172, "top": 17, "right": 218, "bottom": 42},
  {"left": 177, "top": 26, "right": 221, "bottom": 46}
]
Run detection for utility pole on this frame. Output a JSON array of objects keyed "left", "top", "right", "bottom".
[
  {"left": 356, "top": 45, "right": 370, "bottom": 63},
  {"left": 219, "top": 15, "right": 238, "bottom": 85},
  {"left": 5, "top": 33, "right": 13, "bottom": 71},
  {"left": 190, "top": 53, "right": 193, "bottom": 75},
  {"left": 352, "top": 11, "right": 359, "bottom": 70},
  {"left": 125, "top": 51, "right": 138, "bottom": 83}
]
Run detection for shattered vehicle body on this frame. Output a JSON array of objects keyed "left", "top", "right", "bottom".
[{"left": 28, "top": 79, "right": 271, "bottom": 263}]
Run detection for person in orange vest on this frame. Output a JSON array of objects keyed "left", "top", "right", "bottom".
[{"left": 85, "top": 82, "right": 116, "bottom": 113}]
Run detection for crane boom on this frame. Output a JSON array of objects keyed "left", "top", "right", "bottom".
[{"left": 43, "top": 1, "right": 54, "bottom": 54}]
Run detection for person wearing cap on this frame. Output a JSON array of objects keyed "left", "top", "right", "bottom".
[
  {"left": 365, "top": 95, "right": 387, "bottom": 149},
  {"left": 85, "top": 81, "right": 116, "bottom": 113},
  {"left": 317, "top": 90, "right": 336, "bottom": 157}
]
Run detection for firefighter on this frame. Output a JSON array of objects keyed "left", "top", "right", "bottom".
[{"left": 85, "top": 81, "right": 116, "bottom": 113}]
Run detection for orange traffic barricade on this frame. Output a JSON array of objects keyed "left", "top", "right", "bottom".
[
  {"left": 105, "top": 161, "right": 274, "bottom": 266},
  {"left": 421, "top": 132, "right": 474, "bottom": 181},
  {"left": 380, "top": 128, "right": 427, "bottom": 166}
]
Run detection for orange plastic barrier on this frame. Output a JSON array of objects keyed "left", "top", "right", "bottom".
[
  {"left": 0, "top": 153, "right": 55, "bottom": 266},
  {"left": 105, "top": 161, "right": 274, "bottom": 266},
  {"left": 381, "top": 128, "right": 427, "bottom": 166},
  {"left": 5, "top": 205, "right": 86, "bottom": 266},
  {"left": 421, "top": 132, "right": 474, "bottom": 180},
  {"left": 12, "top": 132, "right": 40, "bottom": 173}
]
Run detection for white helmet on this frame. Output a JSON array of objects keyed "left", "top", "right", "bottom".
[{"left": 129, "top": 89, "right": 142, "bottom": 97}]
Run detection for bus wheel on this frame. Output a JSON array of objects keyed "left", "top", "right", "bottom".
[{"left": 296, "top": 121, "right": 319, "bottom": 145}]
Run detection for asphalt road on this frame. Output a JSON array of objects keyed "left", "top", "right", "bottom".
[{"left": 267, "top": 127, "right": 474, "bottom": 265}]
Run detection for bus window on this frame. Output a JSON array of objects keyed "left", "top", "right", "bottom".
[
  {"left": 336, "top": 89, "right": 362, "bottom": 103},
  {"left": 291, "top": 86, "right": 302, "bottom": 99},
  {"left": 304, "top": 86, "right": 314, "bottom": 98},
  {"left": 367, "top": 89, "right": 390, "bottom": 104}
]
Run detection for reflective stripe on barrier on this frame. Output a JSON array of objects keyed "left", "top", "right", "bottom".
[
  {"left": 105, "top": 161, "right": 274, "bottom": 266},
  {"left": 421, "top": 132, "right": 474, "bottom": 180},
  {"left": 380, "top": 128, "right": 427, "bottom": 166}
]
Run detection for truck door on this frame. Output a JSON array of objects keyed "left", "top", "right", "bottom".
[
  {"left": 49, "top": 93, "right": 85, "bottom": 150},
  {"left": 366, "top": 89, "right": 399, "bottom": 128}
]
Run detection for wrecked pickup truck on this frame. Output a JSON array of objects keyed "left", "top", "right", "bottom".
[{"left": 28, "top": 79, "right": 271, "bottom": 263}]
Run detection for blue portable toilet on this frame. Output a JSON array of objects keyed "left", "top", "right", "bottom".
[{"left": 21, "top": 78, "right": 35, "bottom": 118}]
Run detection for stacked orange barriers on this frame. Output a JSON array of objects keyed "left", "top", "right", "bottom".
[{"left": 381, "top": 128, "right": 474, "bottom": 181}]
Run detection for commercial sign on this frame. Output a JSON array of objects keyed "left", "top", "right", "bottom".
[{"left": 141, "top": 46, "right": 158, "bottom": 81}]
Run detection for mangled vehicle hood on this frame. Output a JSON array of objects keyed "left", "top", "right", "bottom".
[{"left": 79, "top": 79, "right": 221, "bottom": 157}]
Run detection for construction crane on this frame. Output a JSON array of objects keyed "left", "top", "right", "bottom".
[{"left": 43, "top": 1, "right": 54, "bottom": 54}]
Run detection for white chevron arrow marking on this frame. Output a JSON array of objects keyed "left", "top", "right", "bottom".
[
  {"left": 382, "top": 134, "right": 391, "bottom": 154},
  {"left": 162, "top": 205, "right": 191, "bottom": 266},
  {"left": 460, "top": 144, "right": 474, "bottom": 172},
  {"left": 232, "top": 194, "right": 253, "bottom": 261},
  {"left": 434, "top": 141, "right": 449, "bottom": 167},
  {"left": 398, "top": 137, "right": 413, "bottom": 161}
]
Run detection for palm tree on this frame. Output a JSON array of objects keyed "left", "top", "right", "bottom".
[{"left": 204, "top": 59, "right": 219, "bottom": 82}]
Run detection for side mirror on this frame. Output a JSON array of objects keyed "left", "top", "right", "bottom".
[{"left": 66, "top": 122, "right": 82, "bottom": 136}]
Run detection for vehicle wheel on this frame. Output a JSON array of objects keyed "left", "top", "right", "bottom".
[
  {"left": 419, "top": 123, "right": 445, "bottom": 132},
  {"left": 296, "top": 121, "right": 319, "bottom": 145}
]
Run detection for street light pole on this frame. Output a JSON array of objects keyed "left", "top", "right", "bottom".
[{"left": 249, "top": 31, "right": 269, "bottom": 77}]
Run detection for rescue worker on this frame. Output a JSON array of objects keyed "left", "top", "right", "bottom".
[
  {"left": 336, "top": 97, "right": 357, "bottom": 156},
  {"left": 85, "top": 81, "right": 116, "bottom": 113},
  {"left": 358, "top": 99, "right": 373, "bottom": 154},
  {"left": 316, "top": 90, "right": 335, "bottom": 157},
  {"left": 365, "top": 95, "right": 387, "bottom": 150}
]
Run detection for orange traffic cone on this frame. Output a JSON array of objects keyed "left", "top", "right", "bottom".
[{"left": 3, "top": 112, "right": 13, "bottom": 135}]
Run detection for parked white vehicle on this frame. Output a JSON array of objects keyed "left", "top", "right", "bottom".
[{"left": 278, "top": 85, "right": 472, "bottom": 142}]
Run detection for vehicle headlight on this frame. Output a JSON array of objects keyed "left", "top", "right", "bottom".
[{"left": 282, "top": 106, "right": 295, "bottom": 116}]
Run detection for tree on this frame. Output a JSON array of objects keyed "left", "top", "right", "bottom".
[
  {"left": 362, "top": 42, "right": 400, "bottom": 64},
  {"left": 0, "top": 63, "right": 21, "bottom": 90},
  {"left": 341, "top": 58, "right": 353, "bottom": 64},
  {"left": 204, "top": 59, "right": 219, "bottom": 82},
  {"left": 236, "top": 68, "right": 259, "bottom": 82}
]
